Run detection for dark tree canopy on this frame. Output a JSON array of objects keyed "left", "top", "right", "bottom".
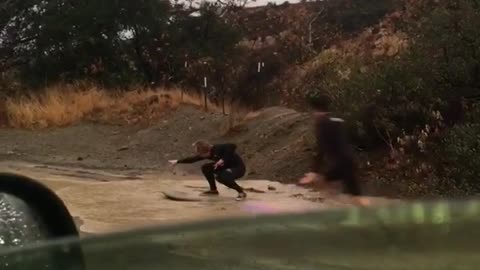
[{"left": 0, "top": 0, "right": 241, "bottom": 88}]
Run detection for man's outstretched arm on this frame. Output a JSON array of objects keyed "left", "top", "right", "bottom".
[{"left": 175, "top": 156, "right": 205, "bottom": 164}]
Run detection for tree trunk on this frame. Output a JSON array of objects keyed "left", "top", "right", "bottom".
[
  {"left": 222, "top": 92, "right": 226, "bottom": 115},
  {"left": 228, "top": 99, "right": 237, "bottom": 131},
  {"left": 132, "top": 26, "right": 153, "bottom": 83},
  {"left": 221, "top": 79, "right": 226, "bottom": 115}
]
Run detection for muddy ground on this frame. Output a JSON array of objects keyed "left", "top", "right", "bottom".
[
  {"left": 0, "top": 161, "right": 392, "bottom": 235},
  {"left": 0, "top": 106, "right": 314, "bottom": 182},
  {"left": 0, "top": 105, "right": 393, "bottom": 234},
  {"left": 1, "top": 161, "right": 341, "bottom": 234}
]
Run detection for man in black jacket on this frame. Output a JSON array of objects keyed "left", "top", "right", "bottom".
[
  {"left": 299, "top": 95, "right": 369, "bottom": 205},
  {"left": 169, "top": 141, "right": 247, "bottom": 201}
]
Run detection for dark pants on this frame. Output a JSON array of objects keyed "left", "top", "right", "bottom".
[
  {"left": 201, "top": 163, "right": 245, "bottom": 193},
  {"left": 325, "top": 158, "right": 362, "bottom": 196}
]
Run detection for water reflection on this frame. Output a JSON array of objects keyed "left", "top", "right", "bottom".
[{"left": 0, "top": 193, "right": 51, "bottom": 269}]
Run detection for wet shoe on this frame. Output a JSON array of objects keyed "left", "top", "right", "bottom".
[
  {"left": 236, "top": 192, "right": 247, "bottom": 201},
  {"left": 200, "top": 190, "right": 219, "bottom": 196}
]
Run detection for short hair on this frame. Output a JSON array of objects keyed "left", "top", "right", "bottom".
[
  {"left": 192, "top": 140, "right": 212, "bottom": 155},
  {"left": 308, "top": 94, "right": 331, "bottom": 112}
]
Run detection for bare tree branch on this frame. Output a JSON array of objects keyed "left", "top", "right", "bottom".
[
  {"left": 215, "top": 0, "right": 254, "bottom": 17},
  {"left": 216, "top": 0, "right": 253, "bottom": 8},
  {"left": 308, "top": 7, "right": 325, "bottom": 50}
]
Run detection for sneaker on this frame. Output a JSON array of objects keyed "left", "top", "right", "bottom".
[
  {"left": 200, "top": 190, "right": 219, "bottom": 196},
  {"left": 236, "top": 192, "right": 247, "bottom": 201}
]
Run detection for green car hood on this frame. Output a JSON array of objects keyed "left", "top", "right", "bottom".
[{"left": 1, "top": 200, "right": 479, "bottom": 270}]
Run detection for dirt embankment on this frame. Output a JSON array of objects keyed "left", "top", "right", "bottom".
[{"left": 0, "top": 105, "right": 315, "bottom": 183}]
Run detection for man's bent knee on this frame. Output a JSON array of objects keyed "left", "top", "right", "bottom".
[
  {"left": 216, "top": 171, "right": 233, "bottom": 183},
  {"left": 201, "top": 163, "right": 214, "bottom": 174}
]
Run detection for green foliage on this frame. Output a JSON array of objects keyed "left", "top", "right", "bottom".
[
  {"left": 306, "top": 0, "right": 480, "bottom": 147},
  {"left": 0, "top": 0, "right": 405, "bottom": 107},
  {"left": 436, "top": 123, "right": 480, "bottom": 193},
  {"left": 322, "top": 0, "right": 402, "bottom": 33},
  {"left": 0, "top": 0, "right": 241, "bottom": 89},
  {"left": 413, "top": 0, "right": 480, "bottom": 99},
  {"left": 301, "top": 0, "right": 480, "bottom": 195},
  {"left": 333, "top": 57, "right": 440, "bottom": 147}
]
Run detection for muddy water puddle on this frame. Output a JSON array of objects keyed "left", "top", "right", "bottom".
[{"left": 0, "top": 161, "right": 367, "bottom": 235}]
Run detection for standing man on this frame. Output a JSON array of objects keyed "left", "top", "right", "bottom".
[
  {"left": 299, "top": 95, "right": 369, "bottom": 206},
  {"left": 169, "top": 140, "right": 247, "bottom": 201}
]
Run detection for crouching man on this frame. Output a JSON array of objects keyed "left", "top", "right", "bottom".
[{"left": 169, "top": 141, "right": 247, "bottom": 201}]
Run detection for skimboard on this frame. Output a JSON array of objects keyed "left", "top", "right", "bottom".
[
  {"left": 162, "top": 190, "right": 234, "bottom": 202},
  {"left": 162, "top": 191, "right": 203, "bottom": 202}
]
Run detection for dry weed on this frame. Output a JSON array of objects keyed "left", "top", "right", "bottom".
[{"left": 4, "top": 84, "right": 243, "bottom": 129}]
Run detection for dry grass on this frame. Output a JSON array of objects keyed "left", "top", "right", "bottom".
[{"left": 4, "top": 83, "right": 244, "bottom": 129}]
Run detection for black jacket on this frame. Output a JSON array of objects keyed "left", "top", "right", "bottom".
[
  {"left": 312, "top": 116, "right": 354, "bottom": 174},
  {"left": 177, "top": 143, "right": 245, "bottom": 169}
]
